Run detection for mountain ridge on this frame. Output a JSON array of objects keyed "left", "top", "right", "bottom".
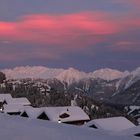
[
  {"left": 1, "top": 66, "right": 126, "bottom": 82},
  {"left": 1, "top": 67, "right": 140, "bottom": 112}
]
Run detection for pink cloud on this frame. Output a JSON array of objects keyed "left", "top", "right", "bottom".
[
  {"left": 0, "top": 12, "right": 119, "bottom": 49},
  {"left": 0, "top": 11, "right": 140, "bottom": 60}
]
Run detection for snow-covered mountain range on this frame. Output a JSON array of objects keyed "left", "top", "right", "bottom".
[
  {"left": 2, "top": 66, "right": 64, "bottom": 80},
  {"left": 2, "top": 66, "right": 125, "bottom": 83},
  {"left": 3, "top": 66, "right": 140, "bottom": 89},
  {"left": 2, "top": 66, "right": 140, "bottom": 106}
]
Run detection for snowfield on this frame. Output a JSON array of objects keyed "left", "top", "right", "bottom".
[{"left": 0, "top": 113, "right": 139, "bottom": 140}]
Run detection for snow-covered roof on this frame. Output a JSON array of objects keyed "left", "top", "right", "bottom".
[
  {"left": 20, "top": 107, "right": 43, "bottom": 119},
  {"left": 0, "top": 113, "right": 138, "bottom": 140},
  {"left": 6, "top": 97, "right": 31, "bottom": 106},
  {"left": 83, "top": 117, "right": 135, "bottom": 132},
  {"left": 0, "top": 94, "right": 12, "bottom": 102},
  {"left": 120, "top": 125, "right": 140, "bottom": 137},
  {"left": 3, "top": 104, "right": 24, "bottom": 113},
  {"left": 44, "top": 106, "right": 90, "bottom": 123}
]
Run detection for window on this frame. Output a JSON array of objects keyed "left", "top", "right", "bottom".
[
  {"left": 37, "top": 112, "right": 49, "bottom": 120},
  {"left": 59, "top": 113, "right": 70, "bottom": 119},
  {"left": 8, "top": 112, "right": 21, "bottom": 115},
  {"left": 3, "top": 100, "right": 7, "bottom": 104},
  {"left": 21, "top": 112, "right": 29, "bottom": 117},
  {"left": 89, "top": 124, "right": 98, "bottom": 129},
  {"left": 134, "top": 133, "right": 140, "bottom": 137}
]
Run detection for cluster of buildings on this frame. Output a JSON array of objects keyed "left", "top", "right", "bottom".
[
  {"left": 1, "top": 93, "right": 140, "bottom": 138},
  {"left": 0, "top": 93, "right": 90, "bottom": 125}
]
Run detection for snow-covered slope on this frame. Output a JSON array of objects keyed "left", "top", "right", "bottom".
[
  {"left": 0, "top": 113, "right": 138, "bottom": 140},
  {"left": 111, "top": 68, "right": 140, "bottom": 104},
  {"left": 124, "top": 67, "right": 140, "bottom": 89},
  {"left": 2, "top": 66, "right": 125, "bottom": 83},
  {"left": 116, "top": 67, "right": 140, "bottom": 91}
]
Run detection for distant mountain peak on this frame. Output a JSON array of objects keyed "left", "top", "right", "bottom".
[
  {"left": 56, "top": 67, "right": 87, "bottom": 85},
  {"left": 89, "top": 68, "right": 124, "bottom": 81}
]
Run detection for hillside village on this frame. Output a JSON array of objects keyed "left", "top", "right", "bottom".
[
  {"left": 0, "top": 93, "right": 90, "bottom": 125},
  {"left": 0, "top": 0, "right": 140, "bottom": 138},
  {"left": 0, "top": 93, "right": 140, "bottom": 140},
  {"left": 0, "top": 74, "right": 140, "bottom": 125},
  {"left": 1, "top": 79, "right": 132, "bottom": 123},
  {"left": 0, "top": 69, "right": 140, "bottom": 139}
]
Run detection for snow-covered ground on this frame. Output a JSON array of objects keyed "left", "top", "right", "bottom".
[{"left": 0, "top": 113, "right": 139, "bottom": 140}]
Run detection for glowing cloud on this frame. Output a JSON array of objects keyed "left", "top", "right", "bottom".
[
  {"left": 0, "top": 11, "right": 140, "bottom": 62},
  {"left": 0, "top": 12, "right": 119, "bottom": 47}
]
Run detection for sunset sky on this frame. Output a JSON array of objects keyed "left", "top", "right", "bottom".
[{"left": 0, "top": 0, "right": 140, "bottom": 71}]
